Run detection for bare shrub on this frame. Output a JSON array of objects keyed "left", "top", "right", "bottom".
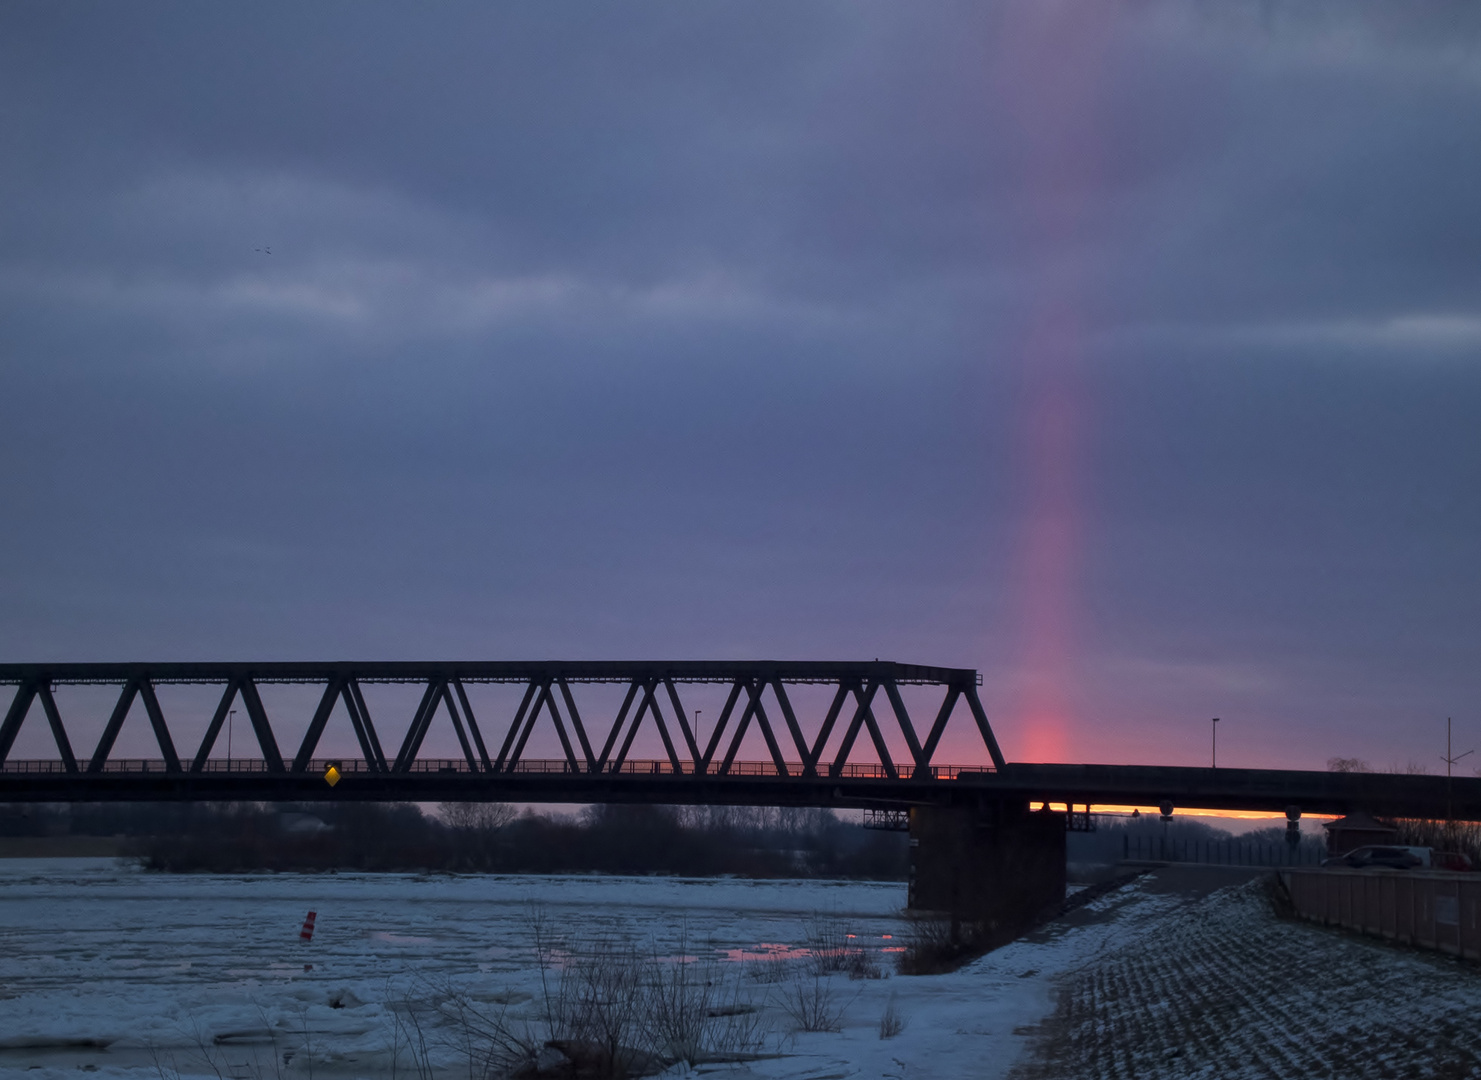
[
  {"left": 801, "top": 913, "right": 880, "bottom": 979},
  {"left": 420, "top": 982, "right": 538, "bottom": 1080},
  {"left": 417, "top": 907, "right": 769, "bottom": 1079},
  {"left": 895, "top": 916, "right": 989, "bottom": 976},
  {"left": 845, "top": 948, "right": 883, "bottom": 981},
  {"left": 151, "top": 1010, "right": 287, "bottom": 1080},
  {"left": 704, "top": 997, "right": 769, "bottom": 1059},
  {"left": 801, "top": 913, "right": 850, "bottom": 975},
  {"left": 643, "top": 940, "right": 769, "bottom": 1062},
  {"left": 878, "top": 993, "right": 906, "bottom": 1039},
  {"left": 548, "top": 938, "right": 647, "bottom": 1074},
  {"left": 774, "top": 971, "right": 850, "bottom": 1033}
]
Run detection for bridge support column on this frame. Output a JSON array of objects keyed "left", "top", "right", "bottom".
[{"left": 907, "top": 802, "right": 1065, "bottom": 945}]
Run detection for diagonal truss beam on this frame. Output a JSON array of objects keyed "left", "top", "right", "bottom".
[
  {"left": 745, "top": 680, "right": 789, "bottom": 777},
  {"left": 807, "top": 684, "right": 850, "bottom": 774},
  {"left": 769, "top": 679, "right": 811, "bottom": 772},
  {"left": 965, "top": 684, "right": 1007, "bottom": 771},
  {"left": 883, "top": 681, "right": 925, "bottom": 778},
  {"left": 0, "top": 681, "right": 39, "bottom": 765},
  {"left": 439, "top": 681, "right": 479, "bottom": 772},
  {"left": 559, "top": 678, "right": 597, "bottom": 772},
  {"left": 89, "top": 680, "right": 139, "bottom": 772},
  {"left": 918, "top": 686, "right": 962, "bottom": 774},
  {"left": 293, "top": 678, "right": 344, "bottom": 772},
  {"left": 343, "top": 679, "right": 389, "bottom": 772},
  {"left": 394, "top": 680, "right": 443, "bottom": 773},
  {"left": 535, "top": 682, "right": 578, "bottom": 771},
  {"left": 453, "top": 679, "right": 493, "bottom": 772},
  {"left": 0, "top": 661, "right": 1004, "bottom": 780},
  {"left": 136, "top": 681, "right": 181, "bottom": 772},
  {"left": 37, "top": 684, "right": 78, "bottom": 773},
  {"left": 495, "top": 681, "right": 540, "bottom": 772},
  {"left": 664, "top": 679, "right": 701, "bottom": 766},
  {"left": 192, "top": 680, "right": 239, "bottom": 771},
  {"left": 597, "top": 681, "right": 641, "bottom": 772},
  {"left": 702, "top": 680, "right": 745, "bottom": 774},
  {"left": 829, "top": 680, "right": 898, "bottom": 780},
  {"left": 238, "top": 679, "right": 286, "bottom": 772}
]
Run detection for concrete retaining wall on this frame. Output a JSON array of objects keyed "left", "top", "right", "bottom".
[{"left": 1280, "top": 867, "right": 1481, "bottom": 961}]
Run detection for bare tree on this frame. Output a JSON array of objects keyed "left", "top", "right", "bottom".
[{"left": 439, "top": 802, "right": 516, "bottom": 832}]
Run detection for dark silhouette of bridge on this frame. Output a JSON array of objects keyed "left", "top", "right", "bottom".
[
  {"left": 5, "top": 659, "right": 1473, "bottom": 936},
  {"left": 1, "top": 660, "right": 1472, "bottom": 818}
]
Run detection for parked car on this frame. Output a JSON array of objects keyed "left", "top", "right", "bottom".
[
  {"left": 1431, "top": 851, "right": 1475, "bottom": 872},
  {"left": 1323, "top": 845, "right": 1424, "bottom": 869}
]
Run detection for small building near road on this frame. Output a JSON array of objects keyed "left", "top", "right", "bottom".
[{"left": 1323, "top": 811, "right": 1399, "bottom": 856}]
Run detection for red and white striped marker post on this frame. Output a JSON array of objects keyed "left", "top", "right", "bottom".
[{"left": 300, "top": 910, "right": 317, "bottom": 942}]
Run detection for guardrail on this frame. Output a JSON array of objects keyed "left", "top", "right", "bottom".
[
  {"left": 0, "top": 758, "right": 979, "bottom": 779},
  {"left": 1280, "top": 867, "right": 1481, "bottom": 962}
]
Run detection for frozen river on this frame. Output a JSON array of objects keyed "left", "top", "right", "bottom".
[{"left": 0, "top": 858, "right": 1167, "bottom": 1080}]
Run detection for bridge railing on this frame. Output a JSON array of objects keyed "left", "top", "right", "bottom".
[{"left": 0, "top": 757, "right": 981, "bottom": 779}]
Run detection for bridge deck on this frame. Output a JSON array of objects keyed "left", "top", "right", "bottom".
[
  {"left": 2, "top": 755, "right": 1476, "bottom": 818},
  {"left": 2, "top": 661, "right": 1472, "bottom": 818}
]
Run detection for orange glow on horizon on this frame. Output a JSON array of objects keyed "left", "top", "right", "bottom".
[{"left": 1032, "top": 802, "right": 1336, "bottom": 823}]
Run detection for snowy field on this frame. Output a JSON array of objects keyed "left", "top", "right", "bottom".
[{"left": 0, "top": 858, "right": 1171, "bottom": 1080}]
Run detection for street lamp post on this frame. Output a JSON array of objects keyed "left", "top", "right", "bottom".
[
  {"left": 1211, "top": 717, "right": 1220, "bottom": 769},
  {"left": 1442, "top": 717, "right": 1473, "bottom": 829}
]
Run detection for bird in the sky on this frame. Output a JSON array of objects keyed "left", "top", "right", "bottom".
[{"left": 254, "top": 247, "right": 272, "bottom": 255}]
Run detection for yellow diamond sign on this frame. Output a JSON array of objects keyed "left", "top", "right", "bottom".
[{"left": 324, "top": 765, "right": 341, "bottom": 787}]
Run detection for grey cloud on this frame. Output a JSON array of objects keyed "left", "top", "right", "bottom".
[{"left": 2, "top": 0, "right": 1479, "bottom": 769}]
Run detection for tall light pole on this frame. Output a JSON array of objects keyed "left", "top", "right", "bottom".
[
  {"left": 1211, "top": 717, "right": 1220, "bottom": 769},
  {"left": 1442, "top": 717, "right": 1472, "bottom": 829}
]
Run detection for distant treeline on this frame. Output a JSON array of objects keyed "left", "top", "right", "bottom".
[
  {"left": 0, "top": 801, "right": 908, "bottom": 879},
  {"left": 1070, "top": 812, "right": 1481, "bottom": 867}
]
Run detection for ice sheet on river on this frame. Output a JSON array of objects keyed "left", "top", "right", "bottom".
[{"left": 0, "top": 858, "right": 1176, "bottom": 1079}]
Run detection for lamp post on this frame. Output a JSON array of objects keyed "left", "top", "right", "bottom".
[
  {"left": 1211, "top": 717, "right": 1220, "bottom": 769},
  {"left": 1442, "top": 717, "right": 1473, "bottom": 830}
]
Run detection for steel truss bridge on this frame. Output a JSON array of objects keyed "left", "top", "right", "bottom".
[{"left": 2, "top": 660, "right": 1477, "bottom": 818}]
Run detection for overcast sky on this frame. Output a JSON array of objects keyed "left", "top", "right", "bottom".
[{"left": 2, "top": 1, "right": 1479, "bottom": 772}]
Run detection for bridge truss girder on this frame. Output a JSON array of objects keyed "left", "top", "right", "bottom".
[{"left": 0, "top": 661, "right": 1004, "bottom": 782}]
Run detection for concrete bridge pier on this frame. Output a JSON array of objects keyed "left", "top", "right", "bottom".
[{"left": 907, "top": 801, "right": 1066, "bottom": 945}]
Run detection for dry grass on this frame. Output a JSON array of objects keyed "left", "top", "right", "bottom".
[
  {"left": 393, "top": 908, "right": 773, "bottom": 1079},
  {"left": 773, "top": 972, "right": 849, "bottom": 1033},
  {"left": 878, "top": 993, "right": 907, "bottom": 1039}
]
